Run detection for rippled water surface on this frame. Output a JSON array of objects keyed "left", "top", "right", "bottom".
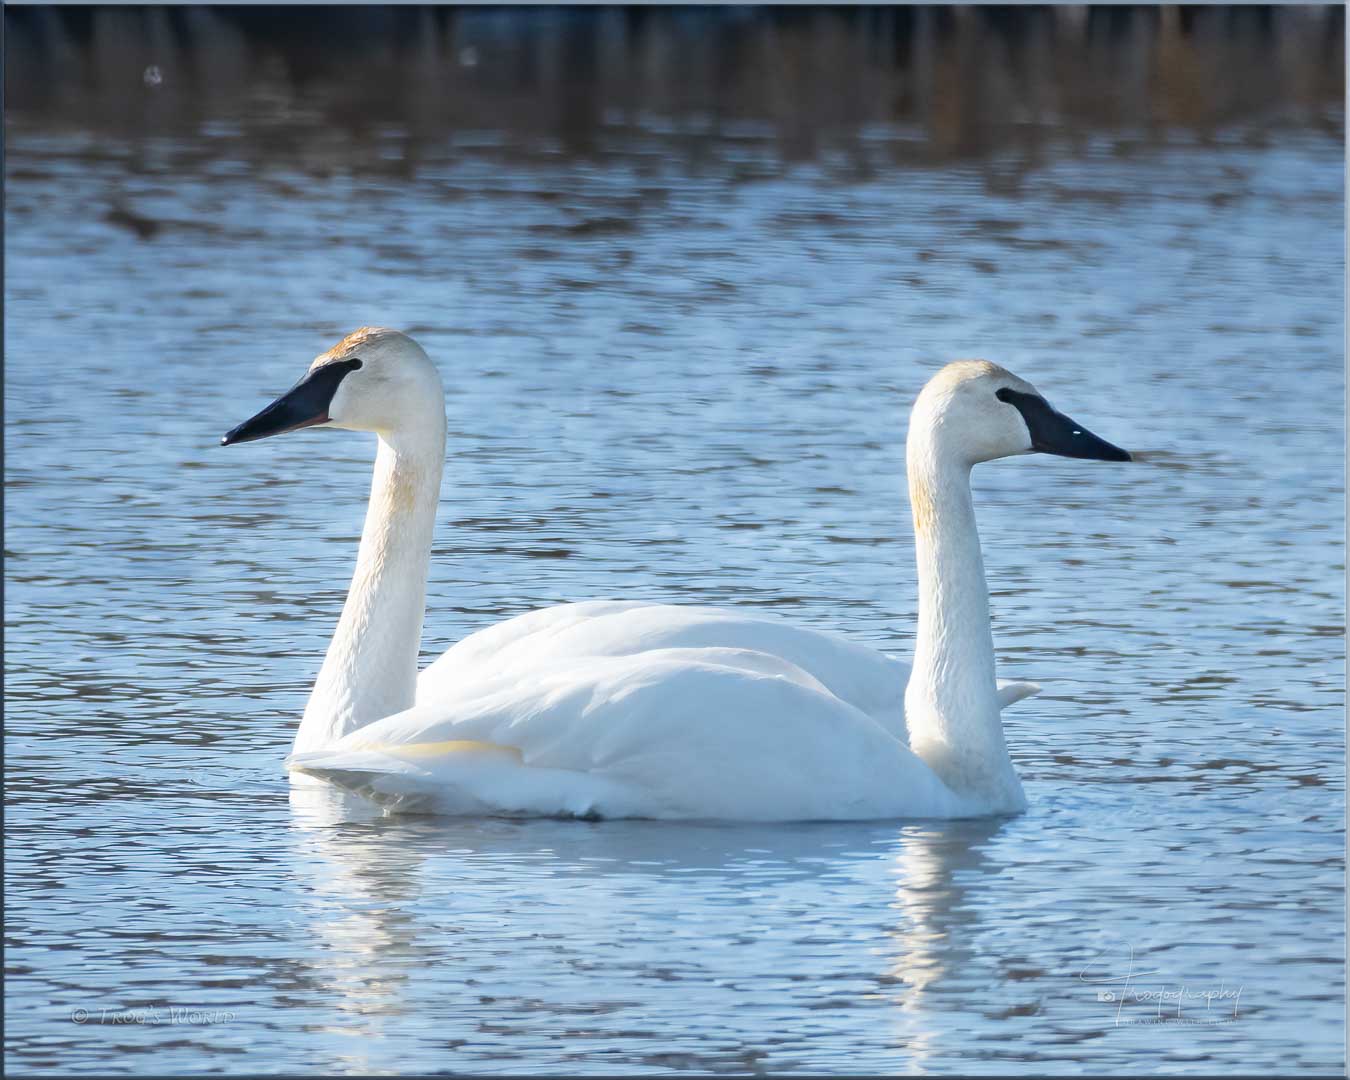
[{"left": 5, "top": 116, "right": 1345, "bottom": 1073}]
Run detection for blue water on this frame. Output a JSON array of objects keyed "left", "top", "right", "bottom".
[{"left": 5, "top": 118, "right": 1344, "bottom": 1073}]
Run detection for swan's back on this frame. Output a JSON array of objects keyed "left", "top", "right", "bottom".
[{"left": 417, "top": 600, "right": 910, "bottom": 741}]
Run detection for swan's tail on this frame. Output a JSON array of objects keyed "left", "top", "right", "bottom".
[
  {"left": 995, "top": 679, "right": 1041, "bottom": 709},
  {"left": 288, "top": 748, "right": 446, "bottom": 812},
  {"left": 287, "top": 743, "right": 639, "bottom": 819}
]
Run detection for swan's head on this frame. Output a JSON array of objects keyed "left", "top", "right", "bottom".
[
  {"left": 910, "top": 360, "right": 1131, "bottom": 467},
  {"left": 221, "top": 327, "right": 444, "bottom": 446}
]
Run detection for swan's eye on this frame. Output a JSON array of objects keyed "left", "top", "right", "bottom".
[
  {"left": 996, "top": 387, "right": 1045, "bottom": 411},
  {"left": 345, "top": 358, "right": 363, "bottom": 371}
]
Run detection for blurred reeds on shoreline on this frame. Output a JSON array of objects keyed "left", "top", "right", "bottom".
[{"left": 6, "top": 5, "right": 1344, "bottom": 172}]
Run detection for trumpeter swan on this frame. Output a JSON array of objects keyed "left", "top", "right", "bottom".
[{"left": 222, "top": 327, "right": 1130, "bottom": 820}]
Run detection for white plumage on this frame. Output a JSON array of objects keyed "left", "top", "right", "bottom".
[
  {"left": 223, "top": 330, "right": 1130, "bottom": 821},
  {"left": 301, "top": 599, "right": 1050, "bottom": 819}
]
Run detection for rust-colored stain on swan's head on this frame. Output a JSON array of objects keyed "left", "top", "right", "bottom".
[{"left": 310, "top": 326, "right": 398, "bottom": 370}]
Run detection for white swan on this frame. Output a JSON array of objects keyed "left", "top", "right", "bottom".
[{"left": 223, "top": 327, "right": 1131, "bottom": 821}]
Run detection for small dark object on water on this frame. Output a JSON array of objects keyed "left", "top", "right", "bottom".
[{"left": 104, "top": 205, "right": 161, "bottom": 240}]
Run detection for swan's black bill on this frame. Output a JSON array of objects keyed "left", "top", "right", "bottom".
[
  {"left": 221, "top": 359, "right": 361, "bottom": 446},
  {"left": 996, "top": 388, "right": 1131, "bottom": 462}
]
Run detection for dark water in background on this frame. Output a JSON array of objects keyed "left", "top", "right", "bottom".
[{"left": 5, "top": 6, "right": 1346, "bottom": 1075}]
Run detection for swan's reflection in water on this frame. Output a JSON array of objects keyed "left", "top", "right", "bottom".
[
  {"left": 287, "top": 789, "right": 1013, "bottom": 1071},
  {"left": 287, "top": 784, "right": 426, "bottom": 1071},
  {"left": 884, "top": 818, "right": 1009, "bottom": 1065}
]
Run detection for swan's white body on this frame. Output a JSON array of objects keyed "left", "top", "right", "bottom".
[
  {"left": 296, "top": 599, "right": 1040, "bottom": 820},
  {"left": 224, "top": 328, "right": 1127, "bottom": 822}
]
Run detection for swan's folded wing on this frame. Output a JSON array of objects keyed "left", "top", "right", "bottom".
[
  {"left": 416, "top": 599, "right": 651, "bottom": 677},
  {"left": 295, "top": 646, "right": 956, "bottom": 821},
  {"left": 418, "top": 601, "right": 911, "bottom": 741}
]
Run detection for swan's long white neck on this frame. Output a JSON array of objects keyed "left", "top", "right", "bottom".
[
  {"left": 292, "top": 423, "right": 445, "bottom": 754},
  {"left": 904, "top": 427, "right": 1026, "bottom": 812}
]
